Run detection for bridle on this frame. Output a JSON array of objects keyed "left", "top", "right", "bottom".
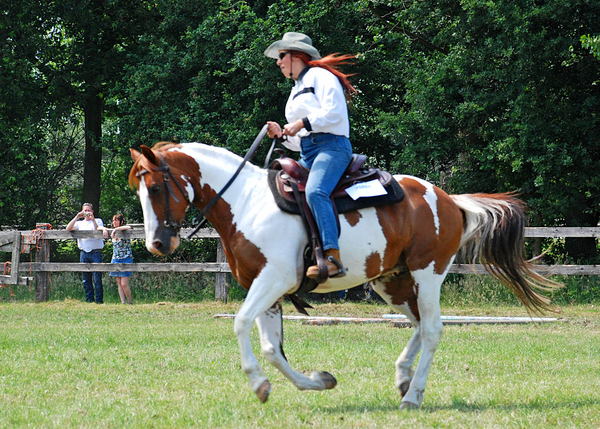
[
  {"left": 135, "top": 123, "right": 274, "bottom": 238},
  {"left": 136, "top": 151, "right": 192, "bottom": 228}
]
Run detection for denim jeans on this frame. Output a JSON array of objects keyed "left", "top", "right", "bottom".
[
  {"left": 80, "top": 249, "right": 103, "bottom": 303},
  {"left": 299, "top": 133, "right": 352, "bottom": 251}
]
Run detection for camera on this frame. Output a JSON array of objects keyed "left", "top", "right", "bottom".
[{"left": 85, "top": 213, "right": 91, "bottom": 218}]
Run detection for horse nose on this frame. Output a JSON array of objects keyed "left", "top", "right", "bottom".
[{"left": 153, "top": 239, "right": 166, "bottom": 254}]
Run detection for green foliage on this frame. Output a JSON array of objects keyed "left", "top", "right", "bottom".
[
  {"left": 581, "top": 34, "right": 600, "bottom": 59},
  {"left": 2, "top": 0, "right": 599, "bottom": 261}
]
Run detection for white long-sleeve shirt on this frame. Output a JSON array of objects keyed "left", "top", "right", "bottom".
[{"left": 282, "top": 66, "right": 350, "bottom": 152}]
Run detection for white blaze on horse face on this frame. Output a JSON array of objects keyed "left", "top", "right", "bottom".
[
  {"left": 397, "top": 175, "right": 440, "bottom": 235},
  {"left": 138, "top": 177, "right": 159, "bottom": 252}
]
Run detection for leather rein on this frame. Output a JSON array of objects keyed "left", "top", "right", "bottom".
[{"left": 136, "top": 124, "right": 274, "bottom": 239}]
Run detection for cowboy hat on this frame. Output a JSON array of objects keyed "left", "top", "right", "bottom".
[{"left": 264, "top": 32, "right": 322, "bottom": 61}]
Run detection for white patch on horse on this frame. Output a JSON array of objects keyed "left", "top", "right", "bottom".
[
  {"left": 172, "top": 144, "right": 306, "bottom": 286},
  {"left": 412, "top": 257, "right": 455, "bottom": 310},
  {"left": 180, "top": 175, "right": 195, "bottom": 201},
  {"left": 396, "top": 175, "right": 440, "bottom": 235},
  {"left": 310, "top": 208, "right": 388, "bottom": 293},
  {"left": 339, "top": 207, "right": 387, "bottom": 277},
  {"left": 139, "top": 177, "right": 159, "bottom": 251}
]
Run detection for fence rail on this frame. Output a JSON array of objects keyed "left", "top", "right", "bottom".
[{"left": 1, "top": 225, "right": 599, "bottom": 302}]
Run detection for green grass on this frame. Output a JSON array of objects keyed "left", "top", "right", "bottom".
[{"left": 1, "top": 301, "right": 599, "bottom": 428}]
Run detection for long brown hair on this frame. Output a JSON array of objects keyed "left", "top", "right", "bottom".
[
  {"left": 112, "top": 213, "right": 126, "bottom": 226},
  {"left": 292, "top": 51, "right": 357, "bottom": 99}
]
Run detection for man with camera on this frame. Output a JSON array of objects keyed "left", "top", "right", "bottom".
[{"left": 66, "top": 203, "right": 105, "bottom": 304}]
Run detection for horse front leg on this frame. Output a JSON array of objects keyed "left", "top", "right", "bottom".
[
  {"left": 233, "top": 274, "right": 289, "bottom": 403},
  {"left": 234, "top": 310, "right": 272, "bottom": 403},
  {"left": 255, "top": 299, "right": 337, "bottom": 392}
]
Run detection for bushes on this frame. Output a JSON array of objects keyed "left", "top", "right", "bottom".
[
  {"left": 0, "top": 271, "right": 243, "bottom": 303},
  {"left": 3, "top": 270, "right": 599, "bottom": 306}
]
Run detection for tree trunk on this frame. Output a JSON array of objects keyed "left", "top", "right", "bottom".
[{"left": 82, "top": 92, "right": 103, "bottom": 215}]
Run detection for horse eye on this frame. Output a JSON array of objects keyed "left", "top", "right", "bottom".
[{"left": 149, "top": 185, "right": 161, "bottom": 195}]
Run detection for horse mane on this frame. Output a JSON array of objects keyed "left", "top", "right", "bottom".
[{"left": 128, "top": 141, "right": 264, "bottom": 189}]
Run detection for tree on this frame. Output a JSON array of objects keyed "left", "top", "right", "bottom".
[
  {"left": 365, "top": 0, "right": 600, "bottom": 261},
  {"left": 2, "top": 0, "right": 161, "bottom": 219},
  {"left": 3, "top": 0, "right": 598, "bottom": 265}
]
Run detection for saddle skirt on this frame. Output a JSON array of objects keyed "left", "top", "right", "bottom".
[{"left": 267, "top": 154, "right": 405, "bottom": 215}]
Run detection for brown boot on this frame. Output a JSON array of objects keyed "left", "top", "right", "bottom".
[{"left": 306, "top": 249, "right": 346, "bottom": 280}]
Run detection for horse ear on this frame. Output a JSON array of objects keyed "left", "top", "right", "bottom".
[
  {"left": 140, "top": 145, "right": 160, "bottom": 166},
  {"left": 130, "top": 148, "right": 141, "bottom": 162}
]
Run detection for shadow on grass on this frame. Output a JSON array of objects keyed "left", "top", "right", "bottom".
[
  {"left": 317, "top": 396, "right": 599, "bottom": 414},
  {"left": 433, "top": 396, "right": 600, "bottom": 412}
]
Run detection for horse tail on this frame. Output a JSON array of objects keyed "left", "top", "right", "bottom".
[{"left": 450, "top": 193, "right": 562, "bottom": 314}]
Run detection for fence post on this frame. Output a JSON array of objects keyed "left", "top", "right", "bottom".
[
  {"left": 34, "top": 223, "right": 50, "bottom": 302},
  {"left": 9, "top": 231, "right": 21, "bottom": 286},
  {"left": 215, "top": 239, "right": 227, "bottom": 303}
]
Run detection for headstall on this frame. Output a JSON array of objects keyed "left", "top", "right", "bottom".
[{"left": 135, "top": 151, "right": 192, "bottom": 228}]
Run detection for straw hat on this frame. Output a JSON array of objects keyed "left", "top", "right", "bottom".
[{"left": 264, "top": 32, "right": 322, "bottom": 61}]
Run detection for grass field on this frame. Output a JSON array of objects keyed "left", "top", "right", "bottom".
[{"left": 1, "top": 300, "right": 599, "bottom": 428}]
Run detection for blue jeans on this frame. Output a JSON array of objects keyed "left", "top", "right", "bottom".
[
  {"left": 299, "top": 133, "right": 352, "bottom": 251},
  {"left": 80, "top": 249, "right": 103, "bottom": 303}
]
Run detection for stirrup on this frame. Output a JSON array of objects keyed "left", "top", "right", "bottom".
[{"left": 326, "top": 255, "right": 347, "bottom": 278}]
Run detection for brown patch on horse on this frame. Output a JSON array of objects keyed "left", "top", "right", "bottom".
[
  {"left": 380, "top": 272, "right": 420, "bottom": 321},
  {"left": 200, "top": 185, "right": 268, "bottom": 290},
  {"left": 375, "top": 202, "right": 412, "bottom": 273},
  {"left": 343, "top": 211, "right": 362, "bottom": 227},
  {"left": 129, "top": 143, "right": 184, "bottom": 189},
  {"left": 365, "top": 252, "right": 382, "bottom": 278},
  {"left": 432, "top": 190, "right": 463, "bottom": 273},
  {"left": 382, "top": 179, "right": 462, "bottom": 275}
]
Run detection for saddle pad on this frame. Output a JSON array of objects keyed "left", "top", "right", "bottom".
[{"left": 267, "top": 169, "right": 405, "bottom": 215}]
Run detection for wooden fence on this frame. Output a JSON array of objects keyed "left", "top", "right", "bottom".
[{"left": 1, "top": 224, "right": 599, "bottom": 302}]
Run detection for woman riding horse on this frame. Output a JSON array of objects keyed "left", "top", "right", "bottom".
[{"left": 265, "top": 32, "right": 357, "bottom": 280}]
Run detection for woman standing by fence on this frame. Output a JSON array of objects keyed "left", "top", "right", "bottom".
[{"left": 102, "top": 214, "right": 133, "bottom": 305}]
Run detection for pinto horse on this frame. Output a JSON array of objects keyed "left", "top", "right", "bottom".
[{"left": 129, "top": 141, "right": 560, "bottom": 409}]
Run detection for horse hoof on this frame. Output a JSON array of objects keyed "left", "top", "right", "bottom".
[
  {"left": 255, "top": 380, "right": 272, "bottom": 403},
  {"left": 320, "top": 371, "right": 337, "bottom": 390},
  {"left": 400, "top": 400, "right": 420, "bottom": 410},
  {"left": 399, "top": 380, "right": 411, "bottom": 397}
]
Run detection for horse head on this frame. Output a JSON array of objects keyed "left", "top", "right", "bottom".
[{"left": 130, "top": 143, "right": 195, "bottom": 255}]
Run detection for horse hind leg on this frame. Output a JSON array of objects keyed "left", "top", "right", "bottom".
[
  {"left": 373, "top": 258, "right": 452, "bottom": 409},
  {"left": 371, "top": 275, "right": 422, "bottom": 402},
  {"left": 396, "top": 326, "right": 421, "bottom": 398},
  {"left": 255, "top": 300, "right": 337, "bottom": 392},
  {"left": 401, "top": 260, "right": 453, "bottom": 409}
]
